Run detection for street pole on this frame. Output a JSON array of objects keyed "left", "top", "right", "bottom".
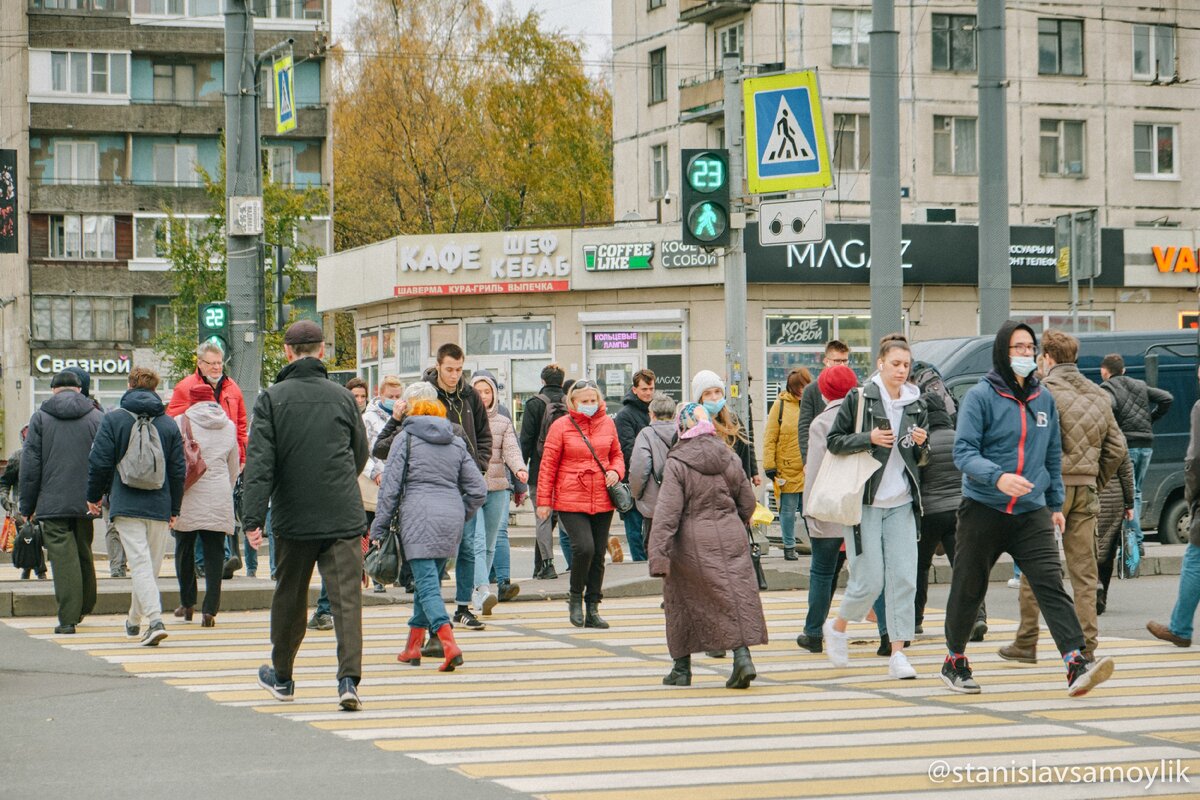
[
  {"left": 869, "top": 0, "right": 902, "bottom": 348},
  {"left": 224, "top": 0, "right": 263, "bottom": 404},
  {"left": 722, "top": 52, "right": 749, "bottom": 427},
  {"left": 977, "top": 0, "right": 1011, "bottom": 334}
]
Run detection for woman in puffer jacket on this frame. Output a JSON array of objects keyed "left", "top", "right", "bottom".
[
  {"left": 171, "top": 382, "right": 239, "bottom": 627},
  {"left": 370, "top": 387, "right": 487, "bottom": 671},
  {"left": 471, "top": 372, "right": 528, "bottom": 607},
  {"left": 536, "top": 379, "right": 625, "bottom": 628}
]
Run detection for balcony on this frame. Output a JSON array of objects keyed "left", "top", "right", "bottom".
[
  {"left": 29, "top": 12, "right": 323, "bottom": 56},
  {"left": 30, "top": 101, "right": 329, "bottom": 138},
  {"left": 678, "top": 72, "right": 724, "bottom": 123},
  {"left": 678, "top": 0, "right": 753, "bottom": 24},
  {"left": 31, "top": 181, "right": 212, "bottom": 214}
]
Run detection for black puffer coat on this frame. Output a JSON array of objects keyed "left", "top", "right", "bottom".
[
  {"left": 1103, "top": 374, "right": 1173, "bottom": 448},
  {"left": 19, "top": 390, "right": 103, "bottom": 519},
  {"left": 918, "top": 394, "right": 960, "bottom": 516}
]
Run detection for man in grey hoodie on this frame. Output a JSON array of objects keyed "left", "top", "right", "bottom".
[{"left": 19, "top": 370, "right": 104, "bottom": 633}]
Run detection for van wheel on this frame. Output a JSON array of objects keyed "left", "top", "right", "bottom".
[{"left": 1159, "top": 496, "right": 1188, "bottom": 545}]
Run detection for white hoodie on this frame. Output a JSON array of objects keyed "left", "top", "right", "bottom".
[{"left": 870, "top": 373, "right": 921, "bottom": 509}]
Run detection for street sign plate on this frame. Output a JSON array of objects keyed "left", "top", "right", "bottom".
[
  {"left": 274, "top": 53, "right": 296, "bottom": 134},
  {"left": 743, "top": 70, "right": 833, "bottom": 194},
  {"left": 758, "top": 198, "right": 825, "bottom": 246}
]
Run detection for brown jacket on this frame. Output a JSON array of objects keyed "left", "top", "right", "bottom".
[
  {"left": 648, "top": 434, "right": 768, "bottom": 659},
  {"left": 1042, "top": 364, "right": 1126, "bottom": 489}
]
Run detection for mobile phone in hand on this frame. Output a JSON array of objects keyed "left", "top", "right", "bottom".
[{"left": 875, "top": 417, "right": 892, "bottom": 431}]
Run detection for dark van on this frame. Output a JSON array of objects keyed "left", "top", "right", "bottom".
[{"left": 910, "top": 330, "right": 1197, "bottom": 543}]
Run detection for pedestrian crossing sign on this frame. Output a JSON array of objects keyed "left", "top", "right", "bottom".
[
  {"left": 743, "top": 69, "right": 833, "bottom": 193},
  {"left": 274, "top": 53, "right": 296, "bottom": 134}
]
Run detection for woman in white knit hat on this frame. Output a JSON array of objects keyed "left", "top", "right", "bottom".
[{"left": 690, "top": 370, "right": 759, "bottom": 486}]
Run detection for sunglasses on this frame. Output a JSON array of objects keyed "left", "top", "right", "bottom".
[{"left": 572, "top": 380, "right": 600, "bottom": 392}]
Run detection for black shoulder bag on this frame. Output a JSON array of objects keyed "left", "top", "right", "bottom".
[{"left": 366, "top": 433, "right": 411, "bottom": 585}]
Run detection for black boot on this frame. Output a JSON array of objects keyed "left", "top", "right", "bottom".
[
  {"left": 727, "top": 646, "right": 756, "bottom": 689},
  {"left": 1096, "top": 587, "right": 1107, "bottom": 616},
  {"left": 540, "top": 559, "right": 558, "bottom": 580},
  {"left": 876, "top": 633, "right": 891, "bottom": 657},
  {"left": 584, "top": 602, "right": 609, "bottom": 629},
  {"left": 783, "top": 547, "right": 798, "bottom": 561},
  {"left": 568, "top": 593, "right": 584, "bottom": 627},
  {"left": 663, "top": 655, "right": 691, "bottom": 686}
]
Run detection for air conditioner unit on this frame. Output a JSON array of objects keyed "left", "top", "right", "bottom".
[{"left": 926, "top": 208, "right": 957, "bottom": 223}]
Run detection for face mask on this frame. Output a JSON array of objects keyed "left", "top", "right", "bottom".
[
  {"left": 1011, "top": 356, "right": 1037, "bottom": 378},
  {"left": 577, "top": 403, "right": 599, "bottom": 418},
  {"left": 703, "top": 398, "right": 726, "bottom": 417},
  {"left": 380, "top": 399, "right": 395, "bottom": 413}
]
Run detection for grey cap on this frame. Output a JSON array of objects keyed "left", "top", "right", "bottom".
[{"left": 283, "top": 319, "right": 324, "bottom": 345}]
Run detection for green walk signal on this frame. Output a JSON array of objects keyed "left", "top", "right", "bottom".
[
  {"left": 680, "top": 148, "right": 730, "bottom": 248},
  {"left": 198, "top": 301, "right": 230, "bottom": 354}
]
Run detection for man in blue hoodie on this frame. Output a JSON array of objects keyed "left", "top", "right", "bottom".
[
  {"left": 942, "top": 321, "right": 1114, "bottom": 698},
  {"left": 87, "top": 366, "right": 186, "bottom": 647}
]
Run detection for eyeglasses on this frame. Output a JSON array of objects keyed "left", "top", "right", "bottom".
[
  {"left": 572, "top": 380, "right": 600, "bottom": 392},
  {"left": 199, "top": 360, "right": 223, "bottom": 368},
  {"left": 825, "top": 357, "right": 850, "bottom": 365},
  {"left": 1009, "top": 344, "right": 1038, "bottom": 355}
]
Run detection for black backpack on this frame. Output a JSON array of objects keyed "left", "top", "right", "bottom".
[
  {"left": 535, "top": 392, "right": 570, "bottom": 455},
  {"left": 12, "top": 520, "right": 46, "bottom": 572}
]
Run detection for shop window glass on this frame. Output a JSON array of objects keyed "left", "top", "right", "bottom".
[
  {"left": 645, "top": 330, "right": 682, "bottom": 350},
  {"left": 398, "top": 326, "right": 421, "bottom": 375}
]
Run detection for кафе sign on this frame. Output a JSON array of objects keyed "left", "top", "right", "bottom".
[
  {"left": 745, "top": 222, "right": 1125, "bottom": 286},
  {"left": 392, "top": 230, "right": 576, "bottom": 297}
]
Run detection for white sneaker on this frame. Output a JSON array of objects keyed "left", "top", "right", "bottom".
[
  {"left": 1007, "top": 577, "right": 1021, "bottom": 589},
  {"left": 471, "top": 586, "right": 497, "bottom": 616},
  {"left": 889, "top": 650, "right": 917, "bottom": 680},
  {"left": 824, "top": 619, "right": 850, "bottom": 668}
]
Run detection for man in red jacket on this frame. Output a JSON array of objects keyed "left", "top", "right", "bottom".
[{"left": 167, "top": 342, "right": 248, "bottom": 465}]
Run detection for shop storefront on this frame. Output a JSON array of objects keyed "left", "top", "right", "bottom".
[{"left": 29, "top": 347, "right": 180, "bottom": 412}]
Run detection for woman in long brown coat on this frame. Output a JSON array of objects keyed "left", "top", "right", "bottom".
[{"left": 649, "top": 403, "right": 767, "bottom": 689}]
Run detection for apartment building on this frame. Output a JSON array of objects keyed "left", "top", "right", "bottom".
[{"left": 0, "top": 0, "right": 332, "bottom": 450}]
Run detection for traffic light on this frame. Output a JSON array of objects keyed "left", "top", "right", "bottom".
[
  {"left": 272, "top": 244, "right": 293, "bottom": 332},
  {"left": 680, "top": 148, "right": 730, "bottom": 248},
  {"left": 198, "top": 301, "right": 230, "bottom": 353}
]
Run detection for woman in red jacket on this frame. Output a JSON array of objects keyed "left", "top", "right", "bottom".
[{"left": 536, "top": 379, "right": 625, "bottom": 628}]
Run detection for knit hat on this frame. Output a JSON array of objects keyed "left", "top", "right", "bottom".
[
  {"left": 818, "top": 365, "right": 858, "bottom": 402},
  {"left": 64, "top": 366, "right": 92, "bottom": 397},
  {"left": 675, "top": 402, "right": 714, "bottom": 439},
  {"left": 690, "top": 369, "right": 724, "bottom": 402},
  {"left": 189, "top": 382, "right": 216, "bottom": 404}
]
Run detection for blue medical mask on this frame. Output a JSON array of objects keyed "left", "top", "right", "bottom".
[
  {"left": 380, "top": 399, "right": 395, "bottom": 413},
  {"left": 703, "top": 398, "right": 726, "bottom": 417},
  {"left": 1010, "top": 356, "right": 1037, "bottom": 378},
  {"left": 577, "top": 403, "right": 599, "bottom": 417}
]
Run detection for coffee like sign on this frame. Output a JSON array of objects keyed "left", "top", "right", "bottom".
[{"left": 584, "top": 242, "right": 653, "bottom": 271}]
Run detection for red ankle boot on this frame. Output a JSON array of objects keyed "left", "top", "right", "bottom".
[
  {"left": 436, "top": 624, "right": 463, "bottom": 672},
  {"left": 398, "top": 627, "right": 425, "bottom": 666}
]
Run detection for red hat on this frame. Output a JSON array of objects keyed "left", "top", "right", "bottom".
[
  {"left": 818, "top": 364, "right": 858, "bottom": 402},
  {"left": 189, "top": 382, "right": 216, "bottom": 405}
]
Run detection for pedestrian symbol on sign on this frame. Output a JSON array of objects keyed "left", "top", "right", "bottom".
[{"left": 763, "top": 98, "right": 814, "bottom": 164}]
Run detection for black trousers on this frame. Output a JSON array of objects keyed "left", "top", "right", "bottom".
[
  {"left": 915, "top": 510, "right": 986, "bottom": 627},
  {"left": 559, "top": 511, "right": 613, "bottom": 604},
  {"left": 175, "top": 529, "right": 226, "bottom": 616},
  {"left": 945, "top": 498, "right": 1084, "bottom": 656},
  {"left": 271, "top": 536, "right": 363, "bottom": 683}
]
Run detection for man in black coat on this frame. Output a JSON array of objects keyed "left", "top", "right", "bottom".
[
  {"left": 613, "top": 369, "right": 655, "bottom": 561},
  {"left": 244, "top": 320, "right": 369, "bottom": 711},
  {"left": 798, "top": 339, "right": 852, "bottom": 460},
  {"left": 519, "top": 363, "right": 565, "bottom": 578},
  {"left": 20, "top": 370, "right": 104, "bottom": 632}
]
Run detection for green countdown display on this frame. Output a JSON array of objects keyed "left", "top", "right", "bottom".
[
  {"left": 198, "top": 301, "right": 230, "bottom": 353},
  {"left": 687, "top": 154, "right": 726, "bottom": 194},
  {"left": 680, "top": 148, "right": 730, "bottom": 247}
]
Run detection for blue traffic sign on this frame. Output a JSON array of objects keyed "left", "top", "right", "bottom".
[{"left": 743, "top": 70, "right": 833, "bottom": 193}]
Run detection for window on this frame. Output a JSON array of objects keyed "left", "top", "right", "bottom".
[
  {"left": 54, "top": 141, "right": 98, "bottom": 184},
  {"left": 833, "top": 113, "right": 870, "bottom": 172},
  {"left": 48, "top": 51, "right": 127, "bottom": 95},
  {"left": 152, "top": 64, "right": 196, "bottom": 103},
  {"left": 648, "top": 47, "right": 666, "bottom": 104},
  {"left": 1039, "top": 120, "right": 1085, "bottom": 176},
  {"left": 133, "top": 216, "right": 208, "bottom": 259},
  {"left": 650, "top": 143, "right": 668, "bottom": 200},
  {"left": 1133, "top": 123, "right": 1177, "bottom": 178},
  {"left": 153, "top": 144, "right": 200, "bottom": 185},
  {"left": 715, "top": 22, "right": 744, "bottom": 65},
  {"left": 133, "top": 296, "right": 176, "bottom": 344},
  {"left": 648, "top": 0, "right": 664, "bottom": 8},
  {"left": 1133, "top": 24, "right": 1175, "bottom": 80},
  {"left": 50, "top": 215, "right": 115, "bottom": 259},
  {"left": 263, "top": 146, "right": 294, "bottom": 186},
  {"left": 1038, "top": 18, "right": 1083, "bottom": 76},
  {"left": 831, "top": 8, "right": 870, "bottom": 68},
  {"left": 932, "top": 14, "right": 976, "bottom": 72},
  {"left": 133, "top": 0, "right": 218, "bottom": 15},
  {"left": 32, "top": 295, "right": 130, "bottom": 341},
  {"left": 933, "top": 115, "right": 977, "bottom": 175}
]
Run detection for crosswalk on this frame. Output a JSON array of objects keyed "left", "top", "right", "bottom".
[{"left": 6, "top": 594, "right": 1200, "bottom": 798}]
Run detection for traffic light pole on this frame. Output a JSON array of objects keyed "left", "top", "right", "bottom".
[
  {"left": 224, "top": 0, "right": 263, "bottom": 405},
  {"left": 722, "top": 52, "right": 749, "bottom": 428}
]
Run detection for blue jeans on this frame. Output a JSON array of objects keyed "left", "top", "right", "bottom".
[
  {"left": 838, "top": 504, "right": 918, "bottom": 642},
  {"left": 624, "top": 506, "right": 647, "bottom": 561},
  {"left": 778, "top": 493, "right": 802, "bottom": 549},
  {"left": 1168, "top": 543, "right": 1200, "bottom": 640},
  {"left": 409, "top": 558, "right": 451, "bottom": 633},
  {"left": 559, "top": 523, "right": 573, "bottom": 566},
  {"left": 480, "top": 490, "right": 512, "bottom": 584},
  {"left": 1128, "top": 447, "right": 1153, "bottom": 547},
  {"left": 455, "top": 514, "right": 477, "bottom": 605},
  {"left": 805, "top": 536, "right": 888, "bottom": 638},
  {"left": 316, "top": 582, "right": 331, "bottom": 616},
  {"left": 477, "top": 490, "right": 510, "bottom": 587}
]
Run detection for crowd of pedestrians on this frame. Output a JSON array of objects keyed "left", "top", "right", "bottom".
[{"left": 9, "top": 316, "right": 1200, "bottom": 712}]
